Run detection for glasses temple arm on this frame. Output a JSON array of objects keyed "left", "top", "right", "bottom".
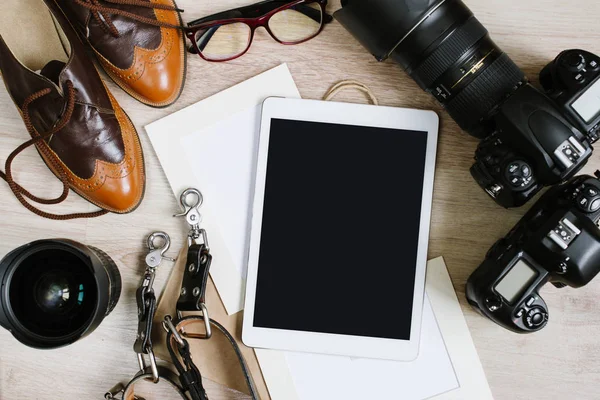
[
  {"left": 189, "top": 26, "right": 219, "bottom": 54},
  {"left": 294, "top": 4, "right": 333, "bottom": 24}
]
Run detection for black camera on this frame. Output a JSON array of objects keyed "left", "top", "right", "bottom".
[
  {"left": 0, "top": 239, "right": 121, "bottom": 348},
  {"left": 334, "top": 0, "right": 600, "bottom": 208},
  {"left": 540, "top": 49, "right": 600, "bottom": 144},
  {"left": 466, "top": 172, "right": 600, "bottom": 333}
]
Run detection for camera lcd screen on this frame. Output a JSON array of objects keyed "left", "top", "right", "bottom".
[
  {"left": 571, "top": 78, "right": 600, "bottom": 123},
  {"left": 494, "top": 260, "right": 538, "bottom": 304},
  {"left": 252, "top": 119, "right": 428, "bottom": 341}
]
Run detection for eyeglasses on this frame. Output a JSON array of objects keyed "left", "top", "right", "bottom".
[{"left": 185, "top": 0, "right": 332, "bottom": 62}]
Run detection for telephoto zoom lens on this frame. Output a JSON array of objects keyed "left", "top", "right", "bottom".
[
  {"left": 335, "top": 0, "right": 526, "bottom": 138},
  {"left": 0, "top": 239, "right": 121, "bottom": 349}
]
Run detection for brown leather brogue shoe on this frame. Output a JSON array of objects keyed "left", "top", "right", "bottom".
[
  {"left": 0, "top": 0, "right": 145, "bottom": 219},
  {"left": 55, "top": 0, "right": 186, "bottom": 108}
]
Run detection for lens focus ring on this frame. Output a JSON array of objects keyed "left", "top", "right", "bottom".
[
  {"left": 410, "top": 16, "right": 489, "bottom": 89},
  {"left": 445, "top": 53, "right": 525, "bottom": 134},
  {"left": 89, "top": 246, "right": 121, "bottom": 315}
]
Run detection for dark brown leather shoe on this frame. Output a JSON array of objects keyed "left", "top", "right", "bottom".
[
  {"left": 0, "top": 0, "right": 145, "bottom": 219},
  {"left": 55, "top": 0, "right": 186, "bottom": 108}
]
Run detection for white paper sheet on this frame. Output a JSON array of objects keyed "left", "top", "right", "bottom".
[
  {"left": 180, "top": 105, "right": 262, "bottom": 278},
  {"left": 284, "top": 295, "right": 459, "bottom": 400},
  {"left": 146, "top": 64, "right": 301, "bottom": 314},
  {"left": 256, "top": 257, "right": 494, "bottom": 400}
]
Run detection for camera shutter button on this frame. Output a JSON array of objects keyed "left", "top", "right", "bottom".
[
  {"left": 532, "top": 313, "right": 544, "bottom": 325},
  {"left": 591, "top": 198, "right": 600, "bottom": 212},
  {"left": 576, "top": 186, "right": 600, "bottom": 212},
  {"left": 525, "top": 307, "right": 548, "bottom": 329},
  {"left": 563, "top": 52, "right": 586, "bottom": 72}
]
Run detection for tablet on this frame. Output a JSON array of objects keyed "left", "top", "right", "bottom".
[{"left": 242, "top": 98, "right": 439, "bottom": 361}]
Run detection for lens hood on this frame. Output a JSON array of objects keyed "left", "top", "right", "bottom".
[{"left": 334, "top": 0, "right": 447, "bottom": 61}]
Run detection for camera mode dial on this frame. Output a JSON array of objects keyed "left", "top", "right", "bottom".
[
  {"left": 485, "top": 296, "right": 503, "bottom": 312},
  {"left": 505, "top": 161, "right": 533, "bottom": 188}
]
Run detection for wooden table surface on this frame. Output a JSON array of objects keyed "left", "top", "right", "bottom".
[{"left": 2, "top": 0, "right": 600, "bottom": 399}]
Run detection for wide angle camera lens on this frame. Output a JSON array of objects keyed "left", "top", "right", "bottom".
[
  {"left": 0, "top": 239, "right": 121, "bottom": 349},
  {"left": 34, "top": 272, "right": 72, "bottom": 312},
  {"left": 335, "top": 0, "right": 526, "bottom": 138}
]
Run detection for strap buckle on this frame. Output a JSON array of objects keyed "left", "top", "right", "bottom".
[
  {"left": 137, "top": 350, "right": 159, "bottom": 384},
  {"left": 178, "top": 303, "right": 212, "bottom": 340}
]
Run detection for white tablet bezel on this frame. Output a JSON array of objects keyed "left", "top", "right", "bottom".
[{"left": 242, "top": 97, "right": 439, "bottom": 361}]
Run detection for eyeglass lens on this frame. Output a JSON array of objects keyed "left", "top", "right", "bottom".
[
  {"left": 269, "top": 2, "right": 323, "bottom": 43},
  {"left": 195, "top": 23, "right": 252, "bottom": 61},
  {"left": 194, "top": 1, "right": 323, "bottom": 61}
]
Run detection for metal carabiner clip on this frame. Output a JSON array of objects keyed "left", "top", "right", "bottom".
[
  {"left": 145, "top": 232, "right": 176, "bottom": 269},
  {"left": 174, "top": 188, "right": 203, "bottom": 227},
  {"left": 163, "top": 315, "right": 186, "bottom": 347},
  {"left": 174, "top": 188, "right": 210, "bottom": 250}
]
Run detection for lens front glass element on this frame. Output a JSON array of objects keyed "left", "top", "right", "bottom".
[
  {"left": 195, "top": 22, "right": 252, "bottom": 61},
  {"left": 34, "top": 272, "right": 77, "bottom": 312},
  {"left": 269, "top": 2, "right": 323, "bottom": 43},
  {"left": 9, "top": 248, "right": 97, "bottom": 338}
]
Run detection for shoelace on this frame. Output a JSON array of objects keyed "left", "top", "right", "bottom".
[
  {"left": 73, "top": 0, "right": 184, "bottom": 38},
  {"left": 0, "top": 81, "right": 109, "bottom": 220}
]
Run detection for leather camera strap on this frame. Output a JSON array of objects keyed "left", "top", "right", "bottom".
[
  {"left": 108, "top": 242, "right": 259, "bottom": 400},
  {"left": 104, "top": 230, "right": 259, "bottom": 400},
  {"left": 164, "top": 243, "right": 259, "bottom": 400},
  {"left": 106, "top": 367, "right": 188, "bottom": 400},
  {"left": 166, "top": 316, "right": 259, "bottom": 400},
  {"left": 177, "top": 243, "right": 211, "bottom": 312}
]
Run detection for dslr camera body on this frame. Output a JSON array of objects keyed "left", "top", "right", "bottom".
[
  {"left": 472, "top": 50, "right": 600, "bottom": 208},
  {"left": 466, "top": 172, "right": 600, "bottom": 333},
  {"left": 335, "top": 0, "right": 600, "bottom": 208}
]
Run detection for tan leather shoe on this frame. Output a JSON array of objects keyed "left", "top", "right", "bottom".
[
  {"left": 55, "top": 0, "right": 186, "bottom": 108},
  {"left": 0, "top": 0, "right": 145, "bottom": 219}
]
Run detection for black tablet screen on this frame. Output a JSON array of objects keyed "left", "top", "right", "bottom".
[{"left": 253, "top": 119, "right": 428, "bottom": 340}]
